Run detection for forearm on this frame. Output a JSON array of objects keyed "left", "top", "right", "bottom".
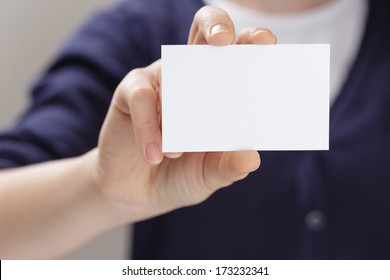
[
  {"left": 0, "top": 149, "right": 122, "bottom": 259},
  {"left": 0, "top": 5, "right": 270, "bottom": 259}
]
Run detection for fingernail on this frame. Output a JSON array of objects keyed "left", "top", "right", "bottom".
[
  {"left": 146, "top": 143, "right": 162, "bottom": 165},
  {"left": 252, "top": 29, "right": 277, "bottom": 44},
  {"left": 210, "top": 23, "right": 229, "bottom": 36},
  {"left": 164, "top": 152, "right": 183, "bottom": 159},
  {"left": 272, "top": 34, "right": 278, "bottom": 43}
]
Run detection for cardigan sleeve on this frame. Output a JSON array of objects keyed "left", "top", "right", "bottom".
[{"left": 0, "top": 1, "right": 159, "bottom": 168}]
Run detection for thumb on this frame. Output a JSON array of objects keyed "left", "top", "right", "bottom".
[
  {"left": 188, "top": 6, "right": 235, "bottom": 45},
  {"left": 202, "top": 151, "right": 261, "bottom": 191}
]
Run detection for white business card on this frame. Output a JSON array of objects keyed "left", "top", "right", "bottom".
[{"left": 161, "top": 44, "right": 329, "bottom": 152}]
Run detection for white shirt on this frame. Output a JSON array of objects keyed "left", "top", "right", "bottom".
[{"left": 203, "top": 0, "right": 368, "bottom": 105}]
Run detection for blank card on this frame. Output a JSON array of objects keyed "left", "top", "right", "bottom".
[{"left": 161, "top": 44, "right": 329, "bottom": 152}]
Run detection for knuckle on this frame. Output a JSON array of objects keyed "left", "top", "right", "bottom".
[
  {"left": 125, "top": 67, "right": 144, "bottom": 84},
  {"left": 140, "top": 120, "right": 157, "bottom": 131},
  {"left": 128, "top": 86, "right": 155, "bottom": 104},
  {"left": 117, "top": 68, "right": 145, "bottom": 94},
  {"left": 194, "top": 6, "right": 210, "bottom": 22},
  {"left": 194, "top": 5, "right": 229, "bottom": 25}
]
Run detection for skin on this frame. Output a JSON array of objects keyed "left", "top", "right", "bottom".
[
  {"left": 0, "top": 6, "right": 275, "bottom": 259},
  {"left": 0, "top": 0, "right": 330, "bottom": 258}
]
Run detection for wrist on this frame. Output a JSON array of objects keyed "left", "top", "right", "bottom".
[
  {"left": 81, "top": 149, "right": 149, "bottom": 226},
  {"left": 77, "top": 150, "right": 131, "bottom": 227}
]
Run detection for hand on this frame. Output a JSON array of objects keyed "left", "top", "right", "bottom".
[{"left": 92, "top": 6, "right": 277, "bottom": 223}]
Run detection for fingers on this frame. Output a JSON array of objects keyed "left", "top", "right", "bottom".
[
  {"left": 117, "top": 61, "right": 184, "bottom": 164},
  {"left": 188, "top": 6, "right": 277, "bottom": 46},
  {"left": 129, "top": 87, "right": 162, "bottom": 165},
  {"left": 116, "top": 61, "right": 163, "bottom": 165},
  {"left": 188, "top": 6, "right": 235, "bottom": 45},
  {"left": 115, "top": 8, "right": 276, "bottom": 167},
  {"left": 203, "top": 151, "right": 261, "bottom": 190},
  {"left": 235, "top": 27, "right": 277, "bottom": 44}
]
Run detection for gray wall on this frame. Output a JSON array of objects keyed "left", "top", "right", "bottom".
[{"left": 0, "top": 0, "right": 131, "bottom": 259}]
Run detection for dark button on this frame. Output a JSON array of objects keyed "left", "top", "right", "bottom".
[{"left": 305, "top": 210, "right": 325, "bottom": 231}]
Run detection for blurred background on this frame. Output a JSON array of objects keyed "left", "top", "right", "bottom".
[{"left": 0, "top": 0, "right": 131, "bottom": 259}]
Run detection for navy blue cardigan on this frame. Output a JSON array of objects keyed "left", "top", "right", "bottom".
[{"left": 1, "top": 0, "right": 390, "bottom": 259}]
